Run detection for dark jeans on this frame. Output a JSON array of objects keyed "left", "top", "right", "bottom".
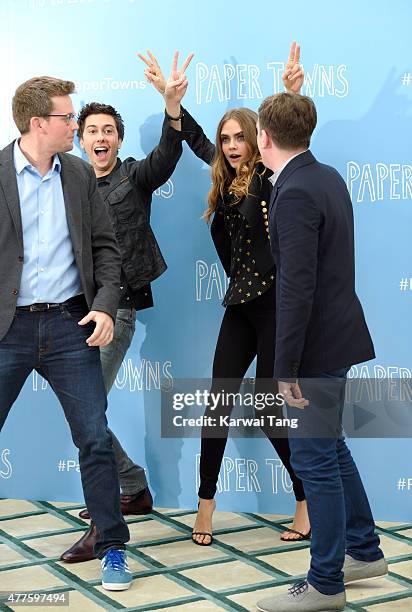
[
  {"left": 0, "top": 298, "right": 129, "bottom": 558},
  {"left": 288, "top": 369, "right": 383, "bottom": 595},
  {"left": 199, "top": 284, "right": 305, "bottom": 502},
  {"left": 100, "top": 308, "right": 148, "bottom": 496}
]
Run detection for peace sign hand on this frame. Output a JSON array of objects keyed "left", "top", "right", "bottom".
[
  {"left": 138, "top": 49, "right": 194, "bottom": 105},
  {"left": 282, "top": 41, "right": 304, "bottom": 94},
  {"left": 164, "top": 50, "right": 194, "bottom": 105},
  {"left": 138, "top": 50, "right": 167, "bottom": 94}
]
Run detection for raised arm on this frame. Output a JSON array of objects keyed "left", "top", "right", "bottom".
[
  {"left": 181, "top": 110, "right": 216, "bottom": 166},
  {"left": 139, "top": 49, "right": 215, "bottom": 166},
  {"left": 125, "top": 51, "right": 195, "bottom": 193},
  {"left": 139, "top": 50, "right": 192, "bottom": 127}
]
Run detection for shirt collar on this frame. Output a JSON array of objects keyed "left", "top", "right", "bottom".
[
  {"left": 268, "top": 150, "right": 307, "bottom": 187},
  {"left": 13, "top": 139, "right": 61, "bottom": 176},
  {"left": 97, "top": 158, "right": 122, "bottom": 185}
]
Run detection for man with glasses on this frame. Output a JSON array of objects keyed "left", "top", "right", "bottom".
[{"left": 0, "top": 76, "right": 132, "bottom": 591}]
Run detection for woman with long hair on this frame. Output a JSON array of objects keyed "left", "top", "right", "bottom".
[{"left": 139, "top": 43, "right": 310, "bottom": 545}]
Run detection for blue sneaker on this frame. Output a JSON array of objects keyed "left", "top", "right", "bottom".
[{"left": 101, "top": 548, "right": 132, "bottom": 591}]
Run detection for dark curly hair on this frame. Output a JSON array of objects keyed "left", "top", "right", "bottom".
[{"left": 77, "top": 102, "right": 125, "bottom": 140}]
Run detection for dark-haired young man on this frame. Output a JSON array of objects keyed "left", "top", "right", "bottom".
[{"left": 60, "top": 55, "right": 193, "bottom": 563}]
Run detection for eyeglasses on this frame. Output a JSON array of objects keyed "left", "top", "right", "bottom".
[{"left": 43, "top": 112, "right": 77, "bottom": 125}]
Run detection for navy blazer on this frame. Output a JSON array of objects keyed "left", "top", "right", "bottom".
[{"left": 269, "top": 150, "right": 375, "bottom": 378}]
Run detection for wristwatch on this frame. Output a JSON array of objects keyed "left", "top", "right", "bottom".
[{"left": 165, "top": 108, "right": 184, "bottom": 121}]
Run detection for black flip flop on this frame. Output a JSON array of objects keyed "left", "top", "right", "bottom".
[
  {"left": 191, "top": 531, "right": 214, "bottom": 546},
  {"left": 280, "top": 528, "right": 311, "bottom": 541}
]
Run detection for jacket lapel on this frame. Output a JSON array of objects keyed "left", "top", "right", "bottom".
[
  {"left": 269, "top": 150, "right": 316, "bottom": 215},
  {"left": 0, "top": 142, "right": 23, "bottom": 247},
  {"left": 269, "top": 183, "right": 280, "bottom": 215},
  {"left": 59, "top": 154, "right": 83, "bottom": 255}
]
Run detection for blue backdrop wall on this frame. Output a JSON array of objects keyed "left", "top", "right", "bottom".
[{"left": 0, "top": 0, "right": 411, "bottom": 521}]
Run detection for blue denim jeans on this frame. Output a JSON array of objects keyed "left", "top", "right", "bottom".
[
  {"left": 0, "top": 298, "right": 129, "bottom": 558},
  {"left": 99, "top": 308, "right": 148, "bottom": 496},
  {"left": 288, "top": 369, "right": 383, "bottom": 595}
]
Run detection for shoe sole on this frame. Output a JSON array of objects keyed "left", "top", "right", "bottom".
[
  {"left": 60, "top": 555, "right": 96, "bottom": 563},
  {"left": 79, "top": 508, "right": 152, "bottom": 519},
  {"left": 257, "top": 606, "right": 343, "bottom": 612},
  {"left": 102, "top": 582, "right": 132, "bottom": 591},
  {"left": 344, "top": 570, "right": 388, "bottom": 585}
]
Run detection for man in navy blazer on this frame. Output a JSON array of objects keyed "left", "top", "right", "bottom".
[{"left": 255, "top": 93, "right": 386, "bottom": 612}]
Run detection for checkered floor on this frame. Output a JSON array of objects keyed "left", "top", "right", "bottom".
[{"left": 0, "top": 499, "right": 412, "bottom": 611}]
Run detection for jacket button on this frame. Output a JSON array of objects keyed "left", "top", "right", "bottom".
[
  {"left": 11, "top": 288, "right": 18, "bottom": 295},
  {"left": 18, "top": 256, "right": 23, "bottom": 262},
  {"left": 261, "top": 200, "right": 266, "bottom": 206}
]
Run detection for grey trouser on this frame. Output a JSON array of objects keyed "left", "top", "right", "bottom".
[{"left": 100, "top": 308, "right": 148, "bottom": 496}]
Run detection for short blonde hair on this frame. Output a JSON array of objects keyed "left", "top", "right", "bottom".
[{"left": 12, "top": 76, "right": 75, "bottom": 134}]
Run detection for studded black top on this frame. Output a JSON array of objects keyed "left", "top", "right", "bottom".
[{"left": 219, "top": 194, "right": 275, "bottom": 306}]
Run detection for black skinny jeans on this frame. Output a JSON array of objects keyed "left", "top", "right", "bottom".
[{"left": 198, "top": 284, "right": 305, "bottom": 502}]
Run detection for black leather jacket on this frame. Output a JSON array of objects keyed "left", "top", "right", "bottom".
[{"left": 103, "top": 114, "right": 188, "bottom": 307}]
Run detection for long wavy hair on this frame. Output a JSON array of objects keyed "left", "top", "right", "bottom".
[{"left": 205, "top": 108, "right": 262, "bottom": 222}]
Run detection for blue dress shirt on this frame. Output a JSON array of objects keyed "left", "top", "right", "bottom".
[{"left": 13, "top": 140, "right": 82, "bottom": 306}]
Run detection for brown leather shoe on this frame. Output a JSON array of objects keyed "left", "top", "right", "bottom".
[
  {"left": 78, "top": 487, "right": 153, "bottom": 520},
  {"left": 120, "top": 487, "right": 153, "bottom": 515},
  {"left": 60, "top": 522, "right": 98, "bottom": 563},
  {"left": 78, "top": 507, "right": 91, "bottom": 519}
]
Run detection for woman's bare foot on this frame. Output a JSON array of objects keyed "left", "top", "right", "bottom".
[
  {"left": 281, "top": 500, "right": 311, "bottom": 541},
  {"left": 192, "top": 498, "right": 216, "bottom": 545}
]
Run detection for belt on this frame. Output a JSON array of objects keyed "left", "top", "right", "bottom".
[{"left": 16, "top": 294, "right": 86, "bottom": 312}]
